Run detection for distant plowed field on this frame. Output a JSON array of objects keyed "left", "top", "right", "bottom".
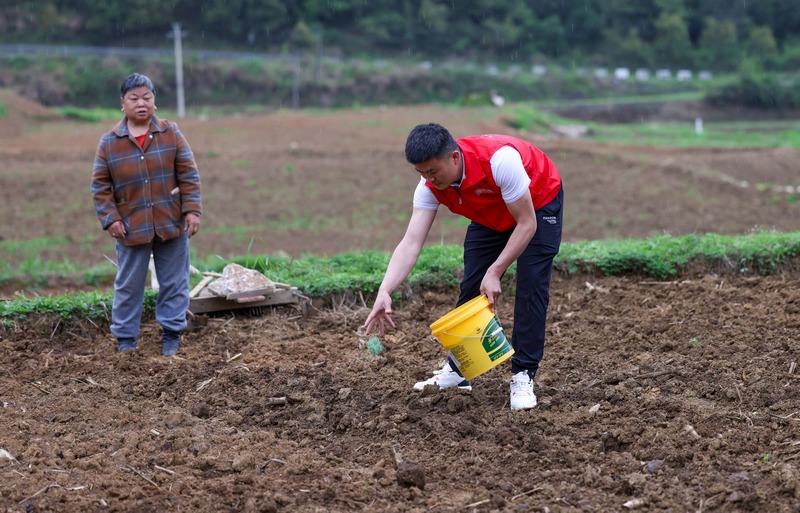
[{"left": 1, "top": 98, "right": 798, "bottom": 278}]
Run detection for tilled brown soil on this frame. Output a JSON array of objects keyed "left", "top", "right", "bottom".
[{"left": 3, "top": 270, "right": 800, "bottom": 512}]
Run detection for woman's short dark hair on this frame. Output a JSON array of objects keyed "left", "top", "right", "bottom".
[
  {"left": 120, "top": 73, "right": 156, "bottom": 99},
  {"left": 405, "top": 123, "right": 458, "bottom": 164}
]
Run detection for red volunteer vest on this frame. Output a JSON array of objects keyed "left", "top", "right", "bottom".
[{"left": 427, "top": 135, "right": 561, "bottom": 232}]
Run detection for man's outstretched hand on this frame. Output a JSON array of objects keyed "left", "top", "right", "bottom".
[{"left": 364, "top": 291, "right": 397, "bottom": 337}]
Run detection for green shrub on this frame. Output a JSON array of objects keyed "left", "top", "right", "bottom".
[{"left": 706, "top": 70, "right": 800, "bottom": 110}]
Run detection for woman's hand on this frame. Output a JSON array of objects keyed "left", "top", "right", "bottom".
[
  {"left": 108, "top": 220, "right": 127, "bottom": 240},
  {"left": 184, "top": 212, "right": 201, "bottom": 238}
]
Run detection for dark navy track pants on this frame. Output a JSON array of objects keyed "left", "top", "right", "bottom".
[{"left": 451, "top": 186, "right": 563, "bottom": 380}]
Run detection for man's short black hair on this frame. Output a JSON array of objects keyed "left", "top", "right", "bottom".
[
  {"left": 405, "top": 123, "right": 458, "bottom": 164},
  {"left": 120, "top": 73, "right": 156, "bottom": 99}
]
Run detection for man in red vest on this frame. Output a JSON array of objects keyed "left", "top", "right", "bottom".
[{"left": 364, "top": 123, "right": 563, "bottom": 410}]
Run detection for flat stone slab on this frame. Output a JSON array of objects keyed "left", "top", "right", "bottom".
[{"left": 206, "top": 263, "right": 276, "bottom": 298}]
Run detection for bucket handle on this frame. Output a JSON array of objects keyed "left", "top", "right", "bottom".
[{"left": 441, "top": 327, "right": 504, "bottom": 339}]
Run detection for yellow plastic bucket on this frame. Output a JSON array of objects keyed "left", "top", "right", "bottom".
[{"left": 429, "top": 295, "right": 514, "bottom": 380}]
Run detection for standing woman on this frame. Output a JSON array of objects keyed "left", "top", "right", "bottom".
[{"left": 91, "top": 73, "right": 202, "bottom": 356}]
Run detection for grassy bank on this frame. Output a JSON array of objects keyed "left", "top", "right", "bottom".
[{"left": 2, "top": 231, "right": 798, "bottom": 326}]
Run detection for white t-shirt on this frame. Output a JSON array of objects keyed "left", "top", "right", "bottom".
[{"left": 413, "top": 145, "right": 531, "bottom": 210}]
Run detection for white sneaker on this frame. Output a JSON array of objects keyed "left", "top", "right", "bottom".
[
  {"left": 413, "top": 361, "right": 472, "bottom": 391},
  {"left": 510, "top": 371, "right": 537, "bottom": 410}
]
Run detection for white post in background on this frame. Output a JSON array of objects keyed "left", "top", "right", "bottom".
[
  {"left": 169, "top": 22, "right": 186, "bottom": 118},
  {"left": 694, "top": 117, "right": 703, "bottom": 135}
]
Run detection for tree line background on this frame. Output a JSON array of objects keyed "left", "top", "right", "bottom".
[{"left": 2, "top": 0, "right": 800, "bottom": 71}]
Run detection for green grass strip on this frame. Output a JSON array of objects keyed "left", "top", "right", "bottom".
[
  {"left": 56, "top": 106, "right": 124, "bottom": 122},
  {"left": 556, "top": 231, "right": 800, "bottom": 278},
  {"left": 509, "top": 103, "right": 800, "bottom": 149},
  {"left": 1, "top": 231, "right": 798, "bottom": 323}
]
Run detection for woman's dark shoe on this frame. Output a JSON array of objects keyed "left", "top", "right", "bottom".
[
  {"left": 162, "top": 329, "right": 181, "bottom": 356},
  {"left": 117, "top": 338, "right": 137, "bottom": 353}
]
